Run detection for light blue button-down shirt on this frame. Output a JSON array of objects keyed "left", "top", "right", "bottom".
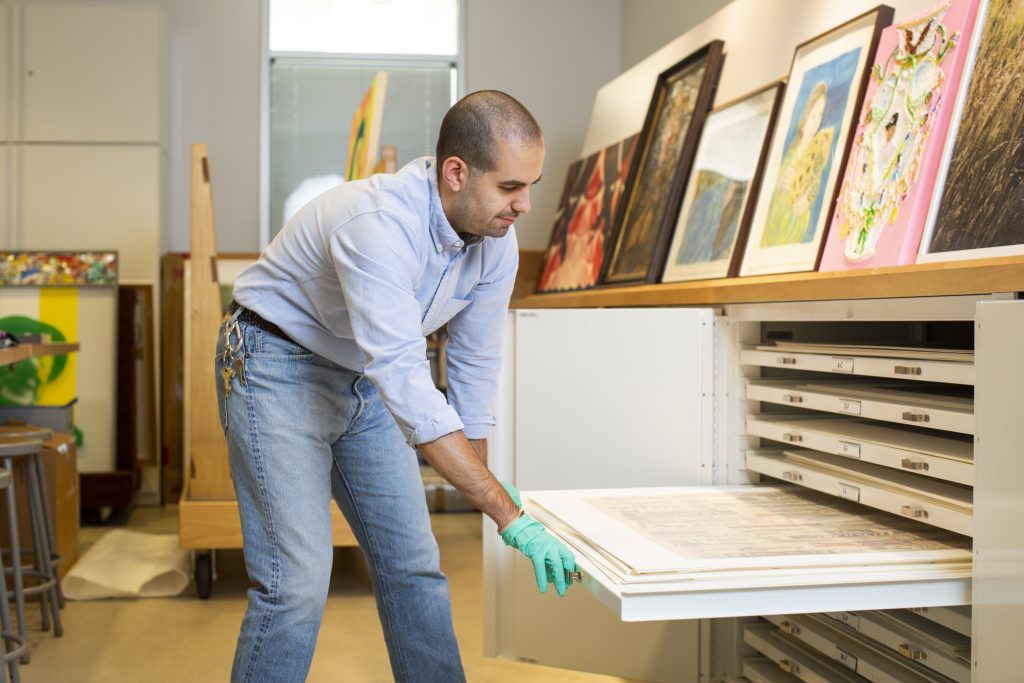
[{"left": 234, "top": 157, "right": 519, "bottom": 446}]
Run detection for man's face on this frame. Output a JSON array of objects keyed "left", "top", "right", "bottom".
[{"left": 449, "top": 139, "right": 545, "bottom": 238}]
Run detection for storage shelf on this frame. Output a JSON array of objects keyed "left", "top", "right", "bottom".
[
  {"left": 512, "top": 253, "right": 1024, "bottom": 308},
  {"left": 0, "top": 342, "right": 80, "bottom": 366}
]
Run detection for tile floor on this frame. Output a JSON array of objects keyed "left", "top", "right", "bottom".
[{"left": 14, "top": 507, "right": 637, "bottom": 682}]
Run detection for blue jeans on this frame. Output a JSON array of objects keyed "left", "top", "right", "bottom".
[{"left": 215, "top": 316, "right": 466, "bottom": 683}]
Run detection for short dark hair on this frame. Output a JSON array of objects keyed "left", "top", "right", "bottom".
[{"left": 436, "top": 90, "right": 543, "bottom": 172}]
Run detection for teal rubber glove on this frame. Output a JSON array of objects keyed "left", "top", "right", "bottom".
[
  {"left": 500, "top": 513, "right": 576, "bottom": 597},
  {"left": 499, "top": 480, "right": 522, "bottom": 506}
]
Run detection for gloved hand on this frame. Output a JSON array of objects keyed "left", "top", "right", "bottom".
[
  {"left": 499, "top": 480, "right": 522, "bottom": 506},
  {"left": 500, "top": 513, "right": 576, "bottom": 597}
]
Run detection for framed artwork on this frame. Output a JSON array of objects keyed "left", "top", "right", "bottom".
[
  {"left": 601, "top": 41, "right": 725, "bottom": 285},
  {"left": 821, "top": 0, "right": 984, "bottom": 271},
  {"left": 661, "top": 82, "right": 784, "bottom": 283},
  {"left": 0, "top": 251, "right": 118, "bottom": 286},
  {"left": 920, "top": 0, "right": 1024, "bottom": 262},
  {"left": 536, "top": 134, "right": 639, "bottom": 293},
  {"left": 740, "top": 6, "right": 894, "bottom": 277},
  {"left": 345, "top": 71, "right": 388, "bottom": 181}
]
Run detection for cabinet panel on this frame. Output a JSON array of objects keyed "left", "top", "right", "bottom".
[
  {"left": 514, "top": 308, "right": 714, "bottom": 490},
  {"left": 973, "top": 300, "right": 1024, "bottom": 681},
  {"left": 20, "top": 145, "right": 159, "bottom": 282},
  {"left": 22, "top": 4, "right": 158, "bottom": 142}
]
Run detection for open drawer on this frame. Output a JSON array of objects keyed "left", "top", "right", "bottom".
[{"left": 524, "top": 485, "right": 972, "bottom": 623}]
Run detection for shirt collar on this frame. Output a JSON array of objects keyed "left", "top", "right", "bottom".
[{"left": 426, "top": 159, "right": 467, "bottom": 253}]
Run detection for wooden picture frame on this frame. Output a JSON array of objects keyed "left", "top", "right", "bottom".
[
  {"left": 739, "top": 6, "right": 894, "bottom": 277},
  {"left": 661, "top": 81, "right": 785, "bottom": 283},
  {"left": 601, "top": 41, "right": 725, "bottom": 285}
]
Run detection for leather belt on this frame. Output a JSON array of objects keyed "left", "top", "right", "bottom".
[{"left": 227, "top": 300, "right": 293, "bottom": 343}]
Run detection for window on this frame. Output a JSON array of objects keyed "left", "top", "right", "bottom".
[{"left": 264, "top": 0, "right": 460, "bottom": 240}]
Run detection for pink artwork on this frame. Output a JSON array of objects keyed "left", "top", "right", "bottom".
[{"left": 819, "top": 1, "right": 982, "bottom": 271}]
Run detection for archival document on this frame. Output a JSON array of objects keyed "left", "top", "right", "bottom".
[{"left": 527, "top": 486, "right": 970, "bottom": 579}]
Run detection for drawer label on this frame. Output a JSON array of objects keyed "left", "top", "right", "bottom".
[
  {"left": 837, "top": 482, "right": 861, "bottom": 502},
  {"left": 838, "top": 398, "right": 862, "bottom": 415},
  {"left": 833, "top": 612, "right": 861, "bottom": 630},
  {"left": 831, "top": 356, "right": 855, "bottom": 373},
  {"left": 838, "top": 440, "right": 861, "bottom": 458},
  {"left": 836, "top": 647, "right": 858, "bottom": 671}
]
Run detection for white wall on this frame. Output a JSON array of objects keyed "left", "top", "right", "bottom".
[
  {"left": 619, "top": 0, "right": 732, "bottom": 70},
  {"left": 586, "top": 0, "right": 940, "bottom": 157},
  {"left": 158, "top": 0, "right": 260, "bottom": 254},
  {"left": 463, "top": 0, "right": 621, "bottom": 250}
]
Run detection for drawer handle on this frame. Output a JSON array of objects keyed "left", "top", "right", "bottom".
[
  {"left": 782, "top": 471, "right": 803, "bottom": 482},
  {"left": 782, "top": 432, "right": 803, "bottom": 443},
  {"left": 901, "top": 458, "right": 929, "bottom": 471},
  {"left": 895, "top": 365, "right": 923, "bottom": 376},
  {"left": 782, "top": 393, "right": 804, "bottom": 404},
  {"left": 778, "top": 620, "right": 801, "bottom": 635},
  {"left": 902, "top": 411, "right": 930, "bottom": 423},
  {"left": 777, "top": 356, "right": 798, "bottom": 365},
  {"left": 777, "top": 659, "right": 800, "bottom": 675},
  {"left": 898, "top": 643, "right": 927, "bottom": 661},
  {"left": 900, "top": 505, "right": 929, "bottom": 520}
]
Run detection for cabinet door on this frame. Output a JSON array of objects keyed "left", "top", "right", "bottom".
[
  {"left": 22, "top": 4, "right": 159, "bottom": 142},
  {"left": 973, "top": 300, "right": 1024, "bottom": 681},
  {"left": 485, "top": 308, "right": 714, "bottom": 683}
]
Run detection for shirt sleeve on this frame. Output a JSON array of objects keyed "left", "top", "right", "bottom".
[
  {"left": 328, "top": 213, "right": 464, "bottom": 447},
  {"left": 444, "top": 229, "right": 519, "bottom": 440}
]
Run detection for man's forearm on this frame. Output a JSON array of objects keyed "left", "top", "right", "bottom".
[
  {"left": 417, "top": 431, "right": 517, "bottom": 529},
  {"left": 468, "top": 438, "right": 487, "bottom": 466}
]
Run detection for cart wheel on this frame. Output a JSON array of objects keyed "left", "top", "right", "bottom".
[{"left": 195, "top": 551, "right": 213, "bottom": 600}]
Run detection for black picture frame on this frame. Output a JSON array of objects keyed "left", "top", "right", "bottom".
[{"left": 600, "top": 40, "right": 725, "bottom": 285}]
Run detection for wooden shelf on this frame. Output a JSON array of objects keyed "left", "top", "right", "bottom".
[
  {"left": 512, "top": 254, "right": 1024, "bottom": 309},
  {"left": 0, "top": 342, "right": 80, "bottom": 367}
]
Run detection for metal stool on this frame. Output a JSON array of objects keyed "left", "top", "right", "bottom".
[
  {"left": 0, "top": 468, "right": 24, "bottom": 682},
  {"left": 0, "top": 426, "right": 64, "bottom": 610},
  {"left": 0, "top": 437, "right": 63, "bottom": 661}
]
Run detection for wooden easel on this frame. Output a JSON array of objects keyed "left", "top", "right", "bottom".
[
  {"left": 179, "top": 144, "right": 357, "bottom": 597},
  {"left": 186, "top": 143, "right": 235, "bottom": 500}
]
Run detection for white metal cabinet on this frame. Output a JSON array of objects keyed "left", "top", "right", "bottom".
[
  {"left": 22, "top": 4, "right": 159, "bottom": 143},
  {"left": 487, "top": 297, "right": 1024, "bottom": 682}
]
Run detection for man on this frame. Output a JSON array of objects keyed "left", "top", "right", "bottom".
[{"left": 215, "top": 90, "right": 576, "bottom": 683}]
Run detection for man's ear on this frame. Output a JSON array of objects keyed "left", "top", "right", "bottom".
[{"left": 440, "top": 156, "right": 469, "bottom": 192}]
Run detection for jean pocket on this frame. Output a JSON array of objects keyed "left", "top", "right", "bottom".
[{"left": 252, "top": 329, "right": 313, "bottom": 358}]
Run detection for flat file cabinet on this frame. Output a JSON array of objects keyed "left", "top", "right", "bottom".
[{"left": 484, "top": 295, "right": 1023, "bottom": 682}]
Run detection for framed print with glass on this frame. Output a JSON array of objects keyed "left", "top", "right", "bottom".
[
  {"left": 820, "top": 0, "right": 984, "bottom": 271},
  {"left": 601, "top": 41, "right": 725, "bottom": 285},
  {"left": 537, "top": 135, "right": 639, "bottom": 293},
  {"left": 740, "top": 6, "right": 894, "bottom": 277},
  {"left": 661, "top": 82, "right": 784, "bottom": 283},
  {"left": 920, "top": 0, "right": 1024, "bottom": 262}
]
